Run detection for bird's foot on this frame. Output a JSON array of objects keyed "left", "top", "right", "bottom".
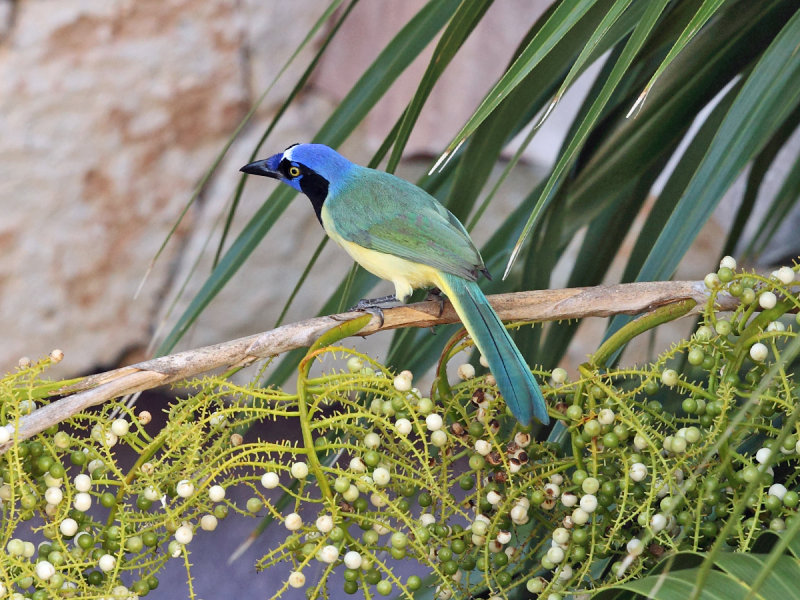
[
  {"left": 348, "top": 295, "right": 399, "bottom": 328},
  {"left": 348, "top": 294, "right": 398, "bottom": 311},
  {"left": 425, "top": 288, "right": 446, "bottom": 317}
]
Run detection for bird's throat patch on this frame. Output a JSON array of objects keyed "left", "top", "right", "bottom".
[{"left": 299, "top": 172, "right": 329, "bottom": 224}]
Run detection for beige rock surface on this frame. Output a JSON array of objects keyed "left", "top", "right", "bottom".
[{"left": 1, "top": 0, "right": 794, "bottom": 381}]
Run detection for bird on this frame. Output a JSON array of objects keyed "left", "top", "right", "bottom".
[{"left": 241, "top": 143, "right": 549, "bottom": 425}]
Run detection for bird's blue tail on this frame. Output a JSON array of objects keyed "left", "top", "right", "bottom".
[{"left": 436, "top": 273, "right": 549, "bottom": 425}]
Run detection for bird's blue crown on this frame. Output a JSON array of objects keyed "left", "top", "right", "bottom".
[{"left": 281, "top": 143, "right": 355, "bottom": 187}]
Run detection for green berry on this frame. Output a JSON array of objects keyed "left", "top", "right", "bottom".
[
  {"left": 246, "top": 497, "right": 263, "bottom": 513},
  {"left": 362, "top": 530, "right": 379, "bottom": 546},
  {"left": 715, "top": 320, "right": 732, "bottom": 336},
  {"left": 468, "top": 421, "right": 484, "bottom": 437},
  {"left": 644, "top": 380, "right": 659, "bottom": 395},
  {"left": 48, "top": 462, "right": 66, "bottom": 479},
  {"left": 718, "top": 267, "right": 734, "bottom": 283},
  {"left": 132, "top": 580, "right": 150, "bottom": 596},
  {"left": 583, "top": 420, "right": 601, "bottom": 438},
  {"left": 566, "top": 405, "right": 583, "bottom": 421},
  {"left": 125, "top": 536, "right": 144, "bottom": 553},
  {"left": 363, "top": 450, "right": 380, "bottom": 467},
  {"left": 602, "top": 432, "right": 619, "bottom": 448},
  {"left": 468, "top": 455, "right": 485, "bottom": 470},
  {"left": 688, "top": 348, "right": 705, "bottom": 366}
]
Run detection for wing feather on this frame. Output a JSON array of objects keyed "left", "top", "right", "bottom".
[{"left": 327, "top": 168, "right": 486, "bottom": 281}]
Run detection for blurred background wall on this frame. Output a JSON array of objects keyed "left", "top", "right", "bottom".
[
  {"left": 0, "top": 0, "right": 556, "bottom": 376},
  {"left": 1, "top": 0, "right": 796, "bottom": 378}
]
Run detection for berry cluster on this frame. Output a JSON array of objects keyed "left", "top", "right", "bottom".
[{"left": 0, "top": 258, "right": 797, "bottom": 599}]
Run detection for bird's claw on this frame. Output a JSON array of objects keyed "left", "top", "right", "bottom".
[
  {"left": 425, "top": 288, "right": 446, "bottom": 317},
  {"left": 363, "top": 307, "right": 386, "bottom": 328},
  {"left": 348, "top": 295, "right": 398, "bottom": 328},
  {"left": 348, "top": 295, "right": 397, "bottom": 312}
]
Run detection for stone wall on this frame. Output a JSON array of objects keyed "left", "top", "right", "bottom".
[
  {"left": 1, "top": 0, "right": 796, "bottom": 379},
  {"left": 0, "top": 0, "right": 555, "bottom": 375}
]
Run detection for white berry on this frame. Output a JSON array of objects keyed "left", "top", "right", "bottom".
[
  {"left": 98, "top": 554, "right": 117, "bottom": 572},
  {"left": 769, "top": 483, "right": 787, "bottom": 500},
  {"left": 750, "top": 343, "right": 769, "bottom": 362},
  {"left": 174, "top": 524, "right": 194, "bottom": 545},
  {"left": 551, "top": 367, "right": 568, "bottom": 384},
  {"left": 560, "top": 493, "right": 577, "bottom": 507},
  {"left": 316, "top": 515, "right": 334, "bottom": 533},
  {"left": 572, "top": 508, "right": 589, "bottom": 525},
  {"left": 373, "top": 467, "right": 390, "bottom": 486},
  {"left": 110, "top": 419, "right": 129, "bottom": 436},
  {"left": 579, "top": 494, "right": 598, "bottom": 513},
  {"left": 395, "top": 418, "right": 412, "bottom": 436},
  {"left": 35, "top": 560, "right": 55, "bottom": 580},
  {"left": 73, "top": 492, "right": 91, "bottom": 512},
  {"left": 318, "top": 544, "right": 339, "bottom": 563},
  {"left": 474, "top": 439, "right": 491, "bottom": 455},
  {"left": 546, "top": 546, "right": 565, "bottom": 564},
  {"left": 261, "top": 472, "right": 280, "bottom": 489},
  {"left": 626, "top": 538, "right": 644, "bottom": 556},
  {"left": 208, "top": 485, "right": 225, "bottom": 502},
  {"left": 630, "top": 462, "right": 648, "bottom": 482},
  {"left": 288, "top": 571, "right": 306, "bottom": 588},
  {"left": 776, "top": 266, "right": 795, "bottom": 285},
  {"left": 344, "top": 550, "right": 362, "bottom": 570},
  {"left": 291, "top": 462, "right": 309, "bottom": 479},
  {"left": 759, "top": 291, "right": 777, "bottom": 309},
  {"left": 393, "top": 374, "right": 412, "bottom": 392},
  {"left": 176, "top": 480, "right": 195, "bottom": 498},
  {"left": 285, "top": 512, "right": 303, "bottom": 531},
  {"left": 430, "top": 429, "right": 448, "bottom": 447},
  {"left": 425, "top": 413, "right": 443, "bottom": 431},
  {"left": 44, "top": 487, "right": 63, "bottom": 505},
  {"left": 598, "top": 408, "right": 615, "bottom": 425},
  {"left": 720, "top": 256, "right": 737, "bottom": 270},
  {"left": 651, "top": 513, "right": 667, "bottom": 532},
  {"left": 59, "top": 518, "right": 78, "bottom": 536},
  {"left": 74, "top": 474, "right": 91, "bottom": 492},
  {"left": 457, "top": 363, "right": 476, "bottom": 380},
  {"left": 363, "top": 432, "right": 381, "bottom": 449},
  {"left": 552, "top": 527, "right": 570, "bottom": 545}
]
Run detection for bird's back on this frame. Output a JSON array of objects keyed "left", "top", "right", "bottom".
[{"left": 325, "top": 167, "right": 487, "bottom": 282}]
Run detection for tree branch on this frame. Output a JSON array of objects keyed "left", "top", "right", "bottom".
[{"left": 2, "top": 280, "right": 733, "bottom": 452}]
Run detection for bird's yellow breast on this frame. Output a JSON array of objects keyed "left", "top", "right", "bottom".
[{"left": 321, "top": 205, "right": 440, "bottom": 302}]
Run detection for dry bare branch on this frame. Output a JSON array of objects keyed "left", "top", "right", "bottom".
[{"left": 2, "top": 280, "right": 734, "bottom": 452}]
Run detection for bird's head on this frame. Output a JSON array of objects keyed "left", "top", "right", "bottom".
[{"left": 240, "top": 143, "right": 354, "bottom": 198}]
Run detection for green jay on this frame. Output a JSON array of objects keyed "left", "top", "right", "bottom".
[{"left": 241, "top": 144, "right": 549, "bottom": 425}]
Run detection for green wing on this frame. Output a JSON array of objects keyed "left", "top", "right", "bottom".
[{"left": 329, "top": 168, "right": 487, "bottom": 281}]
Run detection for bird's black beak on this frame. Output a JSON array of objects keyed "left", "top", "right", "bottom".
[{"left": 240, "top": 154, "right": 282, "bottom": 179}]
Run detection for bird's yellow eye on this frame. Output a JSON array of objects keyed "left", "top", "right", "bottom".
[{"left": 288, "top": 165, "right": 301, "bottom": 178}]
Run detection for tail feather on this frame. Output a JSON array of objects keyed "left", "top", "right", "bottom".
[{"left": 437, "top": 273, "right": 549, "bottom": 425}]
